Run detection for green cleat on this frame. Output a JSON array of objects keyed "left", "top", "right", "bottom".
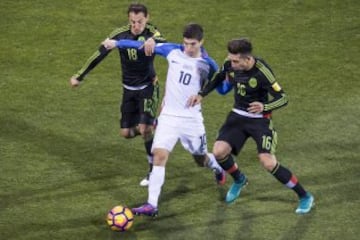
[
  {"left": 295, "top": 192, "right": 314, "bottom": 214},
  {"left": 225, "top": 175, "right": 248, "bottom": 203}
]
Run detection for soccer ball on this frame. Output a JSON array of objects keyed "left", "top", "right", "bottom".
[{"left": 106, "top": 205, "right": 134, "bottom": 232}]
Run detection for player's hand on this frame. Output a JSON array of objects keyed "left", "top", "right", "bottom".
[
  {"left": 247, "top": 101, "right": 264, "bottom": 113},
  {"left": 143, "top": 38, "right": 155, "bottom": 56},
  {"left": 102, "top": 38, "right": 116, "bottom": 50},
  {"left": 70, "top": 76, "right": 81, "bottom": 88},
  {"left": 187, "top": 95, "right": 203, "bottom": 107}
]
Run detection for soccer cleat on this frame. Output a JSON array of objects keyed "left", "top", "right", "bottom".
[
  {"left": 295, "top": 192, "right": 314, "bottom": 214},
  {"left": 225, "top": 175, "right": 248, "bottom": 203},
  {"left": 132, "top": 203, "right": 158, "bottom": 217},
  {"left": 215, "top": 169, "right": 226, "bottom": 185},
  {"left": 139, "top": 172, "right": 150, "bottom": 187},
  {"left": 139, "top": 177, "right": 149, "bottom": 187}
]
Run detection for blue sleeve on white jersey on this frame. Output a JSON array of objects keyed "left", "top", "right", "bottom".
[
  {"left": 208, "top": 57, "right": 233, "bottom": 95},
  {"left": 154, "top": 43, "right": 181, "bottom": 57},
  {"left": 116, "top": 40, "right": 142, "bottom": 49},
  {"left": 205, "top": 57, "right": 219, "bottom": 80},
  {"left": 216, "top": 80, "right": 233, "bottom": 95},
  {"left": 115, "top": 40, "right": 180, "bottom": 58}
]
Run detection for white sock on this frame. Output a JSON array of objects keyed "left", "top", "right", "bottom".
[
  {"left": 148, "top": 165, "right": 165, "bottom": 207},
  {"left": 206, "top": 153, "right": 223, "bottom": 174}
]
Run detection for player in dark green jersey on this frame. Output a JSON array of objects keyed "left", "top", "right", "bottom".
[
  {"left": 188, "top": 38, "right": 314, "bottom": 214},
  {"left": 69, "top": 3, "right": 166, "bottom": 187}
]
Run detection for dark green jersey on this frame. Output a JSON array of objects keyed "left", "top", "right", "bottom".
[
  {"left": 225, "top": 58, "right": 288, "bottom": 114},
  {"left": 74, "top": 23, "right": 166, "bottom": 87},
  {"left": 200, "top": 57, "right": 288, "bottom": 115}
]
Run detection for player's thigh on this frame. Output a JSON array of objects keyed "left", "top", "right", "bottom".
[
  {"left": 212, "top": 141, "right": 232, "bottom": 159},
  {"left": 250, "top": 118, "right": 277, "bottom": 154},
  {"left": 179, "top": 121, "right": 207, "bottom": 155},
  {"left": 120, "top": 112, "right": 139, "bottom": 129},
  {"left": 151, "top": 115, "right": 179, "bottom": 153},
  {"left": 138, "top": 83, "right": 159, "bottom": 125},
  {"left": 216, "top": 112, "right": 248, "bottom": 156},
  {"left": 120, "top": 89, "right": 140, "bottom": 128}
]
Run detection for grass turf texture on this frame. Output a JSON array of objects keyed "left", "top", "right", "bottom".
[{"left": 0, "top": 0, "right": 359, "bottom": 239}]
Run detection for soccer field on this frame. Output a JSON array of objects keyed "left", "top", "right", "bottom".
[{"left": 1, "top": 0, "right": 359, "bottom": 239}]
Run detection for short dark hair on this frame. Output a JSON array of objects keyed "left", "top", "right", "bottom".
[
  {"left": 128, "top": 3, "right": 148, "bottom": 17},
  {"left": 183, "top": 23, "right": 204, "bottom": 41},
  {"left": 227, "top": 38, "right": 252, "bottom": 55}
]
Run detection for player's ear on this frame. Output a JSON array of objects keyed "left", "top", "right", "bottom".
[{"left": 200, "top": 39, "right": 204, "bottom": 46}]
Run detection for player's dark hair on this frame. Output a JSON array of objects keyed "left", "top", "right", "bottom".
[
  {"left": 128, "top": 3, "right": 148, "bottom": 17},
  {"left": 227, "top": 38, "right": 252, "bottom": 55},
  {"left": 183, "top": 23, "right": 204, "bottom": 41}
]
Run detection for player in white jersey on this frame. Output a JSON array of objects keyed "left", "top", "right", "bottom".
[{"left": 103, "top": 23, "right": 226, "bottom": 216}]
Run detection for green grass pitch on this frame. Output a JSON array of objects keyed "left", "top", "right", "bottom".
[{"left": 0, "top": 0, "right": 359, "bottom": 239}]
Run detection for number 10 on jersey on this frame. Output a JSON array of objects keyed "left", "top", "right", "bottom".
[{"left": 179, "top": 71, "right": 191, "bottom": 85}]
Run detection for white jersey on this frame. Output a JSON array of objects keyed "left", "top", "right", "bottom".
[
  {"left": 116, "top": 40, "right": 218, "bottom": 119},
  {"left": 116, "top": 40, "right": 218, "bottom": 154},
  {"left": 155, "top": 43, "right": 218, "bottom": 120},
  {"left": 160, "top": 49, "right": 204, "bottom": 119}
]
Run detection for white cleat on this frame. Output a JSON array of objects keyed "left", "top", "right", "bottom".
[{"left": 139, "top": 177, "right": 149, "bottom": 187}]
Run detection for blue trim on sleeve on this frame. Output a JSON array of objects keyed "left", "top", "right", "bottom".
[
  {"left": 116, "top": 40, "right": 143, "bottom": 48},
  {"left": 216, "top": 81, "right": 232, "bottom": 95},
  {"left": 154, "top": 43, "right": 181, "bottom": 57},
  {"left": 115, "top": 40, "right": 181, "bottom": 58},
  {"left": 204, "top": 56, "right": 218, "bottom": 79}
]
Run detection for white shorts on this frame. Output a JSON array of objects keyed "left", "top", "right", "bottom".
[{"left": 152, "top": 114, "right": 208, "bottom": 155}]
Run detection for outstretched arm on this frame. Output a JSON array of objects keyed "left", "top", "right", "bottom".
[
  {"left": 102, "top": 38, "right": 179, "bottom": 58},
  {"left": 102, "top": 38, "right": 142, "bottom": 50},
  {"left": 70, "top": 43, "right": 112, "bottom": 87}
]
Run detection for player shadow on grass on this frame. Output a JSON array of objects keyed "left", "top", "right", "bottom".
[
  {"left": 202, "top": 197, "right": 315, "bottom": 240},
  {"left": 130, "top": 172, "right": 225, "bottom": 237},
  {"left": 130, "top": 166, "right": 322, "bottom": 239},
  {"left": 198, "top": 174, "right": 318, "bottom": 239},
  {"left": 132, "top": 175, "right": 242, "bottom": 238},
  {"left": 279, "top": 213, "right": 316, "bottom": 240},
  {"left": 221, "top": 205, "right": 276, "bottom": 239},
  {"left": 1, "top": 212, "right": 140, "bottom": 240}
]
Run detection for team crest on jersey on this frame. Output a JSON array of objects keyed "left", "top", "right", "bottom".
[
  {"left": 249, "top": 77, "right": 258, "bottom": 88},
  {"left": 137, "top": 36, "right": 146, "bottom": 41},
  {"left": 229, "top": 72, "right": 235, "bottom": 79}
]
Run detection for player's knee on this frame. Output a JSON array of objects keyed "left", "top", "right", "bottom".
[
  {"left": 258, "top": 153, "right": 277, "bottom": 171},
  {"left": 192, "top": 155, "right": 206, "bottom": 167},
  {"left": 121, "top": 127, "right": 140, "bottom": 139},
  {"left": 212, "top": 141, "right": 232, "bottom": 161},
  {"left": 212, "top": 147, "right": 229, "bottom": 162},
  {"left": 120, "top": 129, "right": 132, "bottom": 138},
  {"left": 152, "top": 149, "right": 169, "bottom": 166}
]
